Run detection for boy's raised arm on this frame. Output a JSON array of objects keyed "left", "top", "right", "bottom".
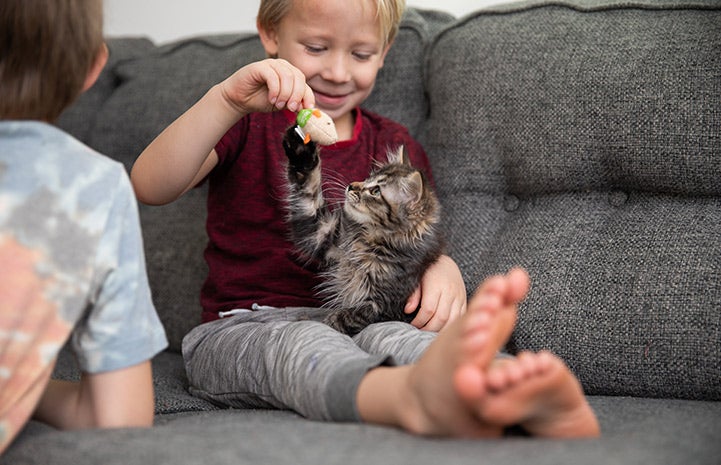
[
  {"left": 131, "top": 85, "right": 238, "bottom": 205},
  {"left": 131, "top": 59, "right": 314, "bottom": 206}
]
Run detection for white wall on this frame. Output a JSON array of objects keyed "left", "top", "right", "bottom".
[{"left": 104, "top": 0, "right": 513, "bottom": 44}]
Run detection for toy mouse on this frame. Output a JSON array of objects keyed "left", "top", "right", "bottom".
[{"left": 294, "top": 108, "right": 338, "bottom": 146}]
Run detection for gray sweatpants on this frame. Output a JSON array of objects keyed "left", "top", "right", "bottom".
[{"left": 182, "top": 307, "right": 437, "bottom": 422}]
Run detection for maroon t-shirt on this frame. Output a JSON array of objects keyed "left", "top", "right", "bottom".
[{"left": 201, "top": 107, "right": 433, "bottom": 322}]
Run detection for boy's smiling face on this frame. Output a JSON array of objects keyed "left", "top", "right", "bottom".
[{"left": 259, "top": 0, "right": 390, "bottom": 136}]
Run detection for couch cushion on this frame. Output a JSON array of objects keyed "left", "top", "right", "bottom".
[
  {"left": 5, "top": 397, "right": 721, "bottom": 465},
  {"left": 424, "top": 0, "right": 721, "bottom": 400}
]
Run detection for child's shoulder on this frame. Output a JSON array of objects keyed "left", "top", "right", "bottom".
[
  {"left": 0, "top": 120, "right": 131, "bottom": 219},
  {"left": 1, "top": 120, "right": 124, "bottom": 176}
]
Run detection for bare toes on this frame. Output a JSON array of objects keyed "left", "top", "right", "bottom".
[
  {"left": 453, "top": 364, "right": 486, "bottom": 403},
  {"left": 506, "top": 268, "right": 531, "bottom": 303},
  {"left": 476, "top": 275, "right": 507, "bottom": 298},
  {"left": 535, "top": 350, "right": 556, "bottom": 372},
  {"left": 516, "top": 351, "right": 541, "bottom": 376},
  {"left": 486, "top": 360, "right": 514, "bottom": 391}
]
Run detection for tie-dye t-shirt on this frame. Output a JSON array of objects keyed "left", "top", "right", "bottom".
[{"left": 0, "top": 121, "right": 168, "bottom": 453}]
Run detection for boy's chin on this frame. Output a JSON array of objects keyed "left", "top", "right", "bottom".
[{"left": 313, "top": 103, "right": 348, "bottom": 119}]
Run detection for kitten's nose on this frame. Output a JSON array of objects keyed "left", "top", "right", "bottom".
[{"left": 347, "top": 182, "right": 362, "bottom": 192}]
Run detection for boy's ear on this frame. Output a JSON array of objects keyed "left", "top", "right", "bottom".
[
  {"left": 257, "top": 20, "right": 280, "bottom": 58},
  {"left": 377, "top": 40, "right": 394, "bottom": 69},
  {"left": 82, "top": 43, "right": 109, "bottom": 92}
]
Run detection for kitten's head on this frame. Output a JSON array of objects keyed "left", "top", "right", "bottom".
[{"left": 343, "top": 146, "right": 440, "bottom": 234}]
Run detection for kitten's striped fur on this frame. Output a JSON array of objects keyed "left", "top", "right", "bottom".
[{"left": 282, "top": 126, "right": 444, "bottom": 335}]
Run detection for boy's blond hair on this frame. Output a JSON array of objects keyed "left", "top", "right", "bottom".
[
  {"left": 257, "top": 0, "right": 405, "bottom": 47},
  {"left": 0, "top": 0, "right": 104, "bottom": 121}
]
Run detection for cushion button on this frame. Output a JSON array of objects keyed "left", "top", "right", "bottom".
[
  {"left": 504, "top": 195, "right": 520, "bottom": 212},
  {"left": 608, "top": 191, "right": 628, "bottom": 207}
]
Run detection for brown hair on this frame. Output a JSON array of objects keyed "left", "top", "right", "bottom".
[
  {"left": 257, "top": 0, "right": 405, "bottom": 47},
  {"left": 0, "top": 0, "right": 104, "bottom": 121}
]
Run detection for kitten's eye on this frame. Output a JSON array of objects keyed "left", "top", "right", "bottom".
[{"left": 369, "top": 186, "right": 381, "bottom": 196}]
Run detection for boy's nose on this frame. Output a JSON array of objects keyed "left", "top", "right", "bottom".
[{"left": 322, "top": 53, "right": 351, "bottom": 83}]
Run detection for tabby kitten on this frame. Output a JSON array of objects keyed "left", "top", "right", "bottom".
[{"left": 282, "top": 126, "right": 444, "bottom": 335}]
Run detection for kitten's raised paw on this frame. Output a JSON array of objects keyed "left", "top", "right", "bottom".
[{"left": 283, "top": 125, "right": 319, "bottom": 174}]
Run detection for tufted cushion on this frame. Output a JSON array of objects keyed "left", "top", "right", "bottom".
[{"left": 424, "top": 0, "right": 721, "bottom": 400}]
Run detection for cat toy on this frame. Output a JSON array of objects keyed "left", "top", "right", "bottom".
[{"left": 294, "top": 108, "right": 338, "bottom": 145}]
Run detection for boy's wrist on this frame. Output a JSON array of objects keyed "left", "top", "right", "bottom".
[{"left": 210, "top": 83, "right": 249, "bottom": 123}]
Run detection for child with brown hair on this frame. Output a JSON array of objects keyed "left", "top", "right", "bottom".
[
  {"left": 0, "top": 0, "right": 168, "bottom": 454},
  {"left": 132, "top": 0, "right": 599, "bottom": 438}
]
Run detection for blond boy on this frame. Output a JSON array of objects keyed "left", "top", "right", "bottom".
[{"left": 132, "top": 0, "right": 598, "bottom": 437}]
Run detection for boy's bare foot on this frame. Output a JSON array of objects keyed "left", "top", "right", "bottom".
[
  {"left": 356, "top": 269, "right": 530, "bottom": 437},
  {"left": 453, "top": 268, "right": 529, "bottom": 403},
  {"left": 479, "top": 351, "right": 601, "bottom": 438}
]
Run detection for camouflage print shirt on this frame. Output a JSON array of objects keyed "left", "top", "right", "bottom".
[{"left": 0, "top": 121, "right": 168, "bottom": 452}]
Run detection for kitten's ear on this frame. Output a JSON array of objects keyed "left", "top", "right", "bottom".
[
  {"left": 401, "top": 146, "right": 411, "bottom": 166},
  {"left": 387, "top": 146, "right": 411, "bottom": 165},
  {"left": 402, "top": 171, "right": 424, "bottom": 204}
]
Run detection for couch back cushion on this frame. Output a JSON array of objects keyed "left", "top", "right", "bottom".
[
  {"left": 363, "top": 8, "right": 454, "bottom": 136},
  {"left": 424, "top": 0, "right": 721, "bottom": 400}
]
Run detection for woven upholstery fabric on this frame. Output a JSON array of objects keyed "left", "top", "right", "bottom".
[
  {"left": 424, "top": 2, "right": 721, "bottom": 399},
  {"left": 363, "top": 8, "right": 454, "bottom": 137},
  {"left": 57, "top": 38, "right": 155, "bottom": 144}
]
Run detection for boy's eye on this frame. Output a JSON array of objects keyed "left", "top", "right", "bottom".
[
  {"left": 353, "top": 52, "right": 372, "bottom": 61},
  {"left": 305, "top": 45, "right": 325, "bottom": 54}
]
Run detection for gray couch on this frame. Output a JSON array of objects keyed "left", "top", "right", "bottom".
[{"left": 4, "top": 0, "right": 720, "bottom": 463}]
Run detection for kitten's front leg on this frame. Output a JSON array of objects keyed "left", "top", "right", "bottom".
[
  {"left": 324, "top": 301, "right": 384, "bottom": 336},
  {"left": 325, "top": 309, "right": 368, "bottom": 336},
  {"left": 283, "top": 125, "right": 320, "bottom": 183}
]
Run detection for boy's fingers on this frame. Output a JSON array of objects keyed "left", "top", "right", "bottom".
[
  {"left": 286, "top": 68, "right": 308, "bottom": 112},
  {"left": 410, "top": 292, "right": 441, "bottom": 329},
  {"left": 410, "top": 306, "right": 433, "bottom": 329},
  {"left": 270, "top": 60, "right": 296, "bottom": 109},
  {"left": 301, "top": 83, "right": 315, "bottom": 109},
  {"left": 404, "top": 287, "right": 421, "bottom": 313},
  {"left": 267, "top": 59, "right": 310, "bottom": 112},
  {"left": 263, "top": 69, "right": 281, "bottom": 107}
]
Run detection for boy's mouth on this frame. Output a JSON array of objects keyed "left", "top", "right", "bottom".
[{"left": 313, "top": 90, "right": 349, "bottom": 109}]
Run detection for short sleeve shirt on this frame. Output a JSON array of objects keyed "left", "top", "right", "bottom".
[
  {"left": 0, "top": 121, "right": 168, "bottom": 373},
  {"left": 202, "top": 108, "right": 432, "bottom": 322}
]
